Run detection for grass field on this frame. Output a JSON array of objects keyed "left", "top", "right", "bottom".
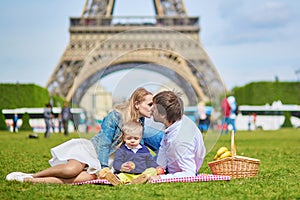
[{"left": 0, "top": 129, "right": 299, "bottom": 200}]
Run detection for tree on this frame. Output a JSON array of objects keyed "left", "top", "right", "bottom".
[
  {"left": 282, "top": 111, "right": 293, "bottom": 128},
  {"left": 19, "top": 112, "right": 32, "bottom": 131},
  {"left": 0, "top": 110, "right": 7, "bottom": 130}
]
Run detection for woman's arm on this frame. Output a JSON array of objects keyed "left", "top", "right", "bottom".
[{"left": 91, "top": 111, "right": 121, "bottom": 168}]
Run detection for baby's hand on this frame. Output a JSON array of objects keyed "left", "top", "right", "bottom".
[{"left": 120, "top": 161, "right": 135, "bottom": 172}]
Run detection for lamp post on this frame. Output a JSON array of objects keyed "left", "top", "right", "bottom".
[{"left": 295, "top": 69, "right": 300, "bottom": 81}]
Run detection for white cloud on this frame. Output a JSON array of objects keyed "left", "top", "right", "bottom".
[
  {"left": 215, "top": 1, "right": 296, "bottom": 45},
  {"left": 247, "top": 2, "right": 289, "bottom": 28}
]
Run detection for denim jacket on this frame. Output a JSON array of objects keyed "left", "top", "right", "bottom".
[
  {"left": 90, "top": 110, "right": 164, "bottom": 168},
  {"left": 90, "top": 110, "right": 122, "bottom": 168}
]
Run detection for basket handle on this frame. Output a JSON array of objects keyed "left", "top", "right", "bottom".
[{"left": 231, "top": 130, "right": 236, "bottom": 156}]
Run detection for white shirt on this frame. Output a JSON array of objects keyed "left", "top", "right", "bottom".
[
  {"left": 125, "top": 144, "right": 142, "bottom": 153},
  {"left": 157, "top": 115, "right": 206, "bottom": 179}
]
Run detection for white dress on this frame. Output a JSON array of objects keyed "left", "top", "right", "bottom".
[{"left": 49, "top": 138, "right": 101, "bottom": 174}]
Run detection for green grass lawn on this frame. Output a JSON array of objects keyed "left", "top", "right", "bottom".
[{"left": 0, "top": 129, "right": 299, "bottom": 200}]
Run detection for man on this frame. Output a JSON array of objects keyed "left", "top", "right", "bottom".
[
  {"left": 61, "top": 101, "right": 72, "bottom": 136},
  {"left": 13, "top": 113, "right": 18, "bottom": 132},
  {"left": 150, "top": 91, "right": 206, "bottom": 180},
  {"left": 44, "top": 103, "right": 53, "bottom": 138}
]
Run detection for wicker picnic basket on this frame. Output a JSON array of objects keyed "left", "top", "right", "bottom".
[{"left": 208, "top": 131, "right": 260, "bottom": 178}]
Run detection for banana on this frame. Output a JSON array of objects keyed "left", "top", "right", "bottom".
[
  {"left": 213, "top": 154, "right": 219, "bottom": 160},
  {"left": 218, "top": 151, "right": 232, "bottom": 159},
  {"left": 213, "top": 147, "right": 229, "bottom": 160},
  {"left": 216, "top": 147, "right": 228, "bottom": 157}
]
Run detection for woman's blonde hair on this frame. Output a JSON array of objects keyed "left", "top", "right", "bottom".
[{"left": 115, "top": 87, "right": 152, "bottom": 123}]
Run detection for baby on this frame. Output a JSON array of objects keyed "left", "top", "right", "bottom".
[{"left": 99, "top": 121, "right": 164, "bottom": 186}]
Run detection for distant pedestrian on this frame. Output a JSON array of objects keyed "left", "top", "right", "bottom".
[
  {"left": 221, "top": 97, "right": 231, "bottom": 134},
  {"left": 13, "top": 113, "right": 18, "bottom": 132},
  {"left": 44, "top": 103, "right": 53, "bottom": 138},
  {"left": 197, "top": 101, "right": 210, "bottom": 133},
  {"left": 227, "top": 96, "right": 238, "bottom": 134},
  {"left": 253, "top": 113, "right": 257, "bottom": 129},
  {"left": 58, "top": 114, "right": 62, "bottom": 133},
  {"left": 248, "top": 115, "right": 253, "bottom": 131},
  {"left": 61, "top": 101, "right": 72, "bottom": 136}
]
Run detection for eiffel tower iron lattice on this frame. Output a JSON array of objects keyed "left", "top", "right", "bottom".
[{"left": 46, "top": 0, "right": 225, "bottom": 106}]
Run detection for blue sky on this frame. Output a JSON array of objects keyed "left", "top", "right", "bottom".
[{"left": 0, "top": 0, "right": 299, "bottom": 90}]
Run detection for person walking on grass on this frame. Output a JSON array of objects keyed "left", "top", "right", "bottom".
[
  {"left": 44, "top": 103, "right": 53, "bottom": 138},
  {"left": 61, "top": 101, "right": 72, "bottom": 136},
  {"left": 221, "top": 97, "right": 231, "bottom": 134},
  {"left": 6, "top": 87, "right": 163, "bottom": 184},
  {"left": 227, "top": 96, "right": 238, "bottom": 134},
  {"left": 12, "top": 113, "right": 18, "bottom": 132}
]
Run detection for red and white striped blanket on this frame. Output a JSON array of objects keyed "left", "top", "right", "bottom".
[{"left": 73, "top": 174, "right": 230, "bottom": 185}]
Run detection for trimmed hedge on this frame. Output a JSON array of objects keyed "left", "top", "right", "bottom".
[
  {"left": 232, "top": 81, "right": 300, "bottom": 105},
  {"left": 0, "top": 83, "right": 64, "bottom": 110}
]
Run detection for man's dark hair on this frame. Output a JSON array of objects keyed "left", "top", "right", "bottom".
[{"left": 153, "top": 91, "right": 184, "bottom": 123}]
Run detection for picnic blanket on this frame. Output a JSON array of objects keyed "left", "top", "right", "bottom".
[{"left": 73, "top": 174, "right": 230, "bottom": 185}]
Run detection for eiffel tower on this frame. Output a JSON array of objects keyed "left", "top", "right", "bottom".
[{"left": 46, "top": 0, "right": 225, "bottom": 106}]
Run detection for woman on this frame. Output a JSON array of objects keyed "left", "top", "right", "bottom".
[{"left": 6, "top": 87, "right": 162, "bottom": 184}]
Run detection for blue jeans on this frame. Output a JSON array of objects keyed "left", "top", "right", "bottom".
[
  {"left": 221, "top": 117, "right": 230, "bottom": 134},
  {"left": 44, "top": 118, "right": 51, "bottom": 138},
  {"left": 227, "top": 118, "right": 236, "bottom": 134}
]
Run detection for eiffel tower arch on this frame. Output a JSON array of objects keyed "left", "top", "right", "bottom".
[{"left": 46, "top": 0, "right": 225, "bottom": 106}]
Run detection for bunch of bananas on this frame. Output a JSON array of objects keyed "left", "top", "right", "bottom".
[{"left": 213, "top": 147, "right": 232, "bottom": 160}]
